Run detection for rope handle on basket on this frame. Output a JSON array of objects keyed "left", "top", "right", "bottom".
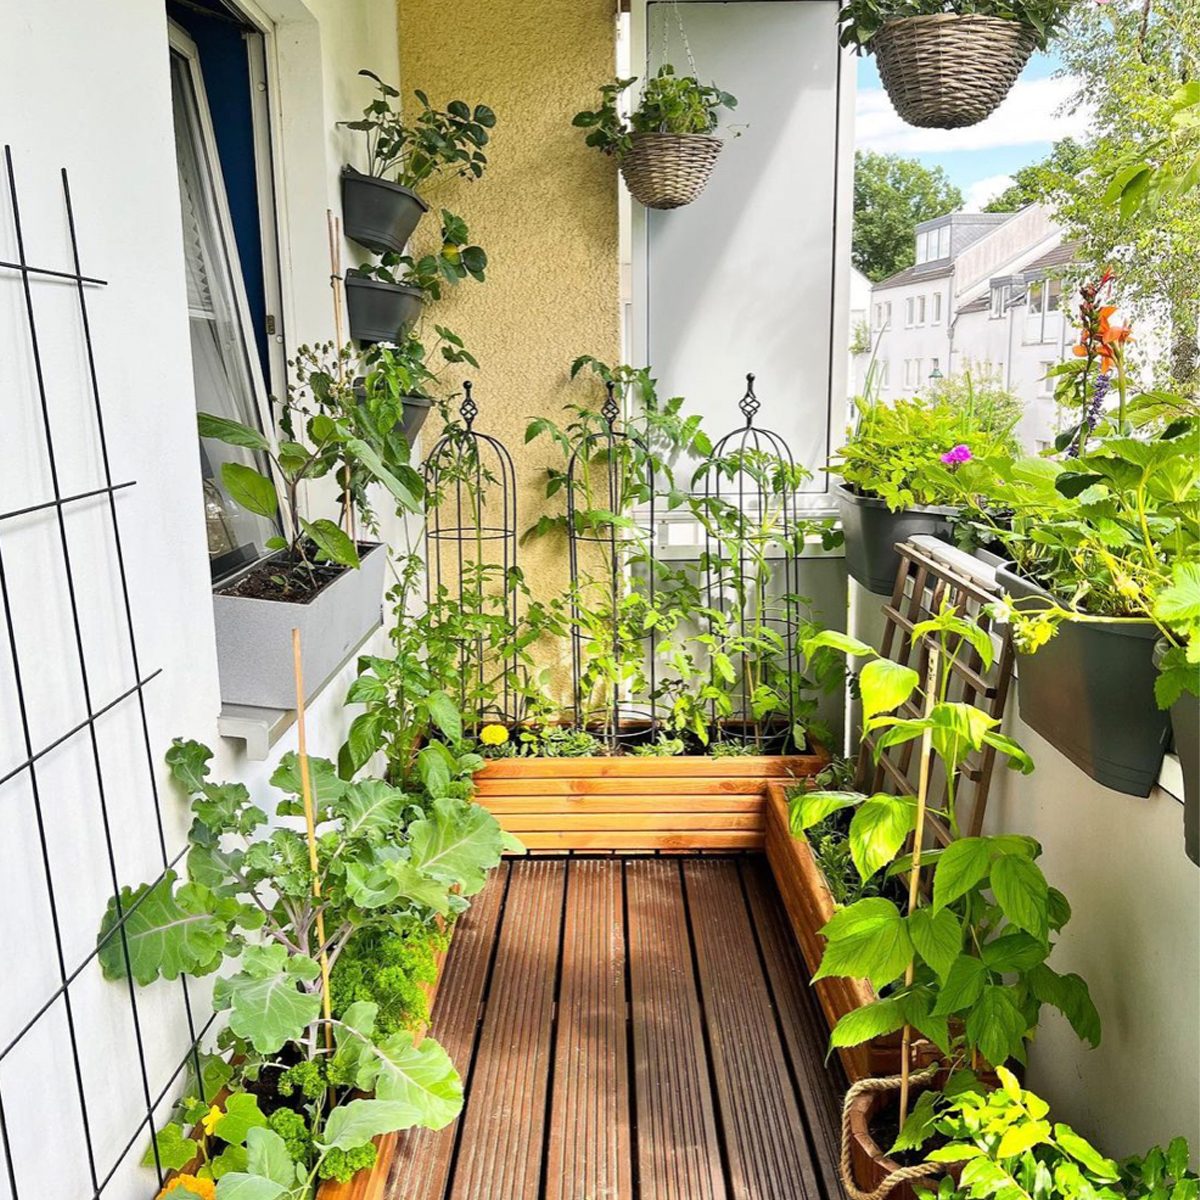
[{"left": 839, "top": 1064, "right": 946, "bottom": 1200}]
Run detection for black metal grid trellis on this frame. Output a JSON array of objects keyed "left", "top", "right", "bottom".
[
  {"left": 698, "top": 373, "right": 804, "bottom": 752},
  {"left": 0, "top": 147, "right": 215, "bottom": 1198},
  {"left": 565, "top": 382, "right": 660, "bottom": 752},
  {"left": 422, "top": 382, "right": 521, "bottom": 727}
]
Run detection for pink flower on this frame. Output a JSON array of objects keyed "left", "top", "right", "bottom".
[{"left": 940, "top": 444, "right": 972, "bottom": 466}]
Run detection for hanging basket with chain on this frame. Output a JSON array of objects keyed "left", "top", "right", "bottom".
[
  {"left": 620, "top": 131, "right": 725, "bottom": 209},
  {"left": 870, "top": 14, "right": 1039, "bottom": 129}
]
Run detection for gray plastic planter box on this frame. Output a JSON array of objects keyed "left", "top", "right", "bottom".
[
  {"left": 836, "top": 484, "right": 956, "bottom": 595},
  {"left": 998, "top": 563, "right": 1169, "bottom": 797},
  {"left": 213, "top": 543, "right": 386, "bottom": 709},
  {"left": 1155, "top": 640, "right": 1198, "bottom": 865},
  {"left": 341, "top": 166, "right": 428, "bottom": 255}
]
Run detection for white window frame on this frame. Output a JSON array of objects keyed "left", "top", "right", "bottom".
[
  {"left": 905, "top": 297, "right": 915, "bottom": 328},
  {"left": 884, "top": 301, "right": 892, "bottom": 328},
  {"left": 1040, "top": 361, "right": 1056, "bottom": 395},
  {"left": 990, "top": 283, "right": 1008, "bottom": 319},
  {"left": 916, "top": 295, "right": 926, "bottom": 326},
  {"left": 169, "top": 21, "right": 289, "bottom": 548},
  {"left": 931, "top": 292, "right": 942, "bottom": 324}
]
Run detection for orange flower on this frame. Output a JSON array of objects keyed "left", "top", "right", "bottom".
[{"left": 156, "top": 1176, "right": 215, "bottom": 1200}]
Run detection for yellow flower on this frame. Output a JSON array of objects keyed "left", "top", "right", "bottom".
[
  {"left": 480, "top": 724, "right": 509, "bottom": 747},
  {"left": 157, "top": 1175, "right": 216, "bottom": 1200},
  {"left": 200, "top": 1104, "right": 222, "bottom": 1138}
]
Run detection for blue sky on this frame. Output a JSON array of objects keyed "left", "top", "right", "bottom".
[{"left": 855, "top": 51, "right": 1084, "bottom": 208}]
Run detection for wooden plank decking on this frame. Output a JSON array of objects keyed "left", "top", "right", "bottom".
[{"left": 387, "top": 854, "right": 847, "bottom": 1200}]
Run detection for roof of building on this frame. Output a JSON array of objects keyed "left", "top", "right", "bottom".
[
  {"left": 1023, "top": 241, "right": 1078, "bottom": 273},
  {"left": 914, "top": 211, "right": 1012, "bottom": 234},
  {"left": 956, "top": 295, "right": 991, "bottom": 316},
  {"left": 871, "top": 261, "right": 954, "bottom": 290}
]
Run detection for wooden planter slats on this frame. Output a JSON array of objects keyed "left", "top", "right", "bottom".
[{"left": 474, "top": 752, "right": 827, "bottom": 852}]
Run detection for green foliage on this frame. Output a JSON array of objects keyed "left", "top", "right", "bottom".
[
  {"left": 853, "top": 151, "right": 962, "bottom": 282},
  {"left": 351, "top": 209, "right": 487, "bottom": 302},
  {"left": 573, "top": 65, "right": 737, "bottom": 160},
  {"left": 318, "top": 1143, "right": 378, "bottom": 1184},
  {"left": 341, "top": 70, "right": 495, "bottom": 190},
  {"left": 838, "top": 0, "right": 1070, "bottom": 52},
  {"left": 900, "top": 1069, "right": 1197, "bottom": 1200},
  {"left": 831, "top": 391, "right": 1019, "bottom": 511},
  {"left": 331, "top": 919, "right": 445, "bottom": 1037},
  {"left": 982, "top": 139, "right": 1089, "bottom": 213}
]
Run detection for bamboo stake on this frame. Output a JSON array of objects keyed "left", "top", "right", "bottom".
[
  {"left": 292, "top": 627, "right": 334, "bottom": 1059},
  {"left": 899, "top": 640, "right": 940, "bottom": 1128}
]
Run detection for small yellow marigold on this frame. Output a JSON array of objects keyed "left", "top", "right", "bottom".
[
  {"left": 480, "top": 724, "right": 509, "bottom": 747},
  {"left": 157, "top": 1175, "right": 216, "bottom": 1200}
]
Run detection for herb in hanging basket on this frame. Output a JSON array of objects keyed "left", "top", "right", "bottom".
[
  {"left": 838, "top": 0, "right": 1071, "bottom": 129},
  {"left": 573, "top": 65, "right": 738, "bottom": 209}
]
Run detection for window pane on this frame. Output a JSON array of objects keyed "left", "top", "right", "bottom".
[
  {"left": 171, "top": 51, "right": 280, "bottom": 582},
  {"left": 1047, "top": 278, "right": 1062, "bottom": 311}
]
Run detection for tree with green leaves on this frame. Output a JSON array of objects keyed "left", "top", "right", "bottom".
[
  {"left": 1050, "top": 0, "right": 1200, "bottom": 387},
  {"left": 982, "top": 138, "right": 1089, "bottom": 212},
  {"left": 853, "top": 151, "right": 963, "bottom": 282}
]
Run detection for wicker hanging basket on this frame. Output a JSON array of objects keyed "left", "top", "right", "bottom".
[
  {"left": 871, "top": 14, "right": 1038, "bottom": 130},
  {"left": 619, "top": 131, "right": 724, "bottom": 210}
]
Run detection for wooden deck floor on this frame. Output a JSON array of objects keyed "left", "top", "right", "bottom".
[{"left": 389, "top": 855, "right": 847, "bottom": 1200}]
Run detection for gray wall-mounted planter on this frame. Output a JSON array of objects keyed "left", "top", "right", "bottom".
[
  {"left": 1155, "top": 640, "right": 1198, "bottom": 865},
  {"left": 837, "top": 484, "right": 956, "bottom": 595},
  {"left": 213, "top": 543, "right": 386, "bottom": 709},
  {"left": 345, "top": 275, "right": 424, "bottom": 345},
  {"left": 341, "top": 166, "right": 428, "bottom": 255},
  {"left": 999, "top": 563, "right": 1169, "bottom": 797},
  {"left": 353, "top": 382, "right": 435, "bottom": 445}
]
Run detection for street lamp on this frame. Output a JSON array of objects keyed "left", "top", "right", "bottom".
[{"left": 928, "top": 367, "right": 943, "bottom": 382}]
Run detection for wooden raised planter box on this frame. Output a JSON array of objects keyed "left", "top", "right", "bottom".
[
  {"left": 764, "top": 782, "right": 940, "bottom": 1083},
  {"left": 473, "top": 751, "right": 828, "bottom": 853}
]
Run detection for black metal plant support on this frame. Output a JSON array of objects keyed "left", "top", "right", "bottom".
[
  {"left": 565, "top": 381, "right": 660, "bottom": 752},
  {"left": 700, "top": 373, "right": 803, "bottom": 751},
  {"left": 0, "top": 147, "right": 214, "bottom": 1198},
  {"left": 422, "top": 381, "right": 521, "bottom": 727}
]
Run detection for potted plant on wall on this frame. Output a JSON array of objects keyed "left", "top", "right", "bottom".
[
  {"left": 340, "top": 70, "right": 495, "bottom": 255},
  {"left": 830, "top": 385, "right": 1020, "bottom": 595},
  {"left": 345, "top": 209, "right": 487, "bottom": 344},
  {"left": 573, "top": 65, "right": 738, "bottom": 209},
  {"left": 838, "top": 0, "right": 1071, "bottom": 129},
  {"left": 199, "top": 382, "right": 422, "bottom": 709}
]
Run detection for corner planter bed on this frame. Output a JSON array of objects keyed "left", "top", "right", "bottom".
[
  {"left": 837, "top": 484, "right": 956, "bottom": 595},
  {"left": 997, "top": 563, "right": 1170, "bottom": 797},
  {"left": 764, "top": 783, "right": 942, "bottom": 1083},
  {"left": 213, "top": 542, "right": 387, "bottom": 709},
  {"left": 474, "top": 748, "right": 828, "bottom": 854}
]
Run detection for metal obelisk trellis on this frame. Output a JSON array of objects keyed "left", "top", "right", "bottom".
[
  {"left": 699, "top": 373, "right": 804, "bottom": 751},
  {"left": 565, "top": 381, "right": 661, "bottom": 752},
  {"left": 422, "top": 381, "right": 521, "bottom": 727},
  {"left": 0, "top": 146, "right": 212, "bottom": 1198}
]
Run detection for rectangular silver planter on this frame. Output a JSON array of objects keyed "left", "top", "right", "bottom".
[{"left": 213, "top": 543, "right": 386, "bottom": 709}]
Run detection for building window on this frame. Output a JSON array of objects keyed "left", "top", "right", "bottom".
[
  {"left": 903, "top": 358, "right": 923, "bottom": 388},
  {"left": 883, "top": 301, "right": 892, "bottom": 328},
  {"left": 877, "top": 359, "right": 889, "bottom": 388},
  {"left": 989, "top": 283, "right": 1009, "bottom": 319},
  {"left": 931, "top": 292, "right": 942, "bottom": 324},
  {"left": 905, "top": 297, "right": 915, "bottom": 327},
  {"left": 916, "top": 231, "right": 928, "bottom": 264},
  {"left": 1040, "top": 361, "right": 1056, "bottom": 395},
  {"left": 916, "top": 295, "right": 926, "bottom": 325},
  {"left": 170, "top": 26, "right": 282, "bottom": 583},
  {"left": 1027, "top": 277, "right": 1064, "bottom": 344},
  {"left": 937, "top": 225, "right": 950, "bottom": 259},
  {"left": 929, "top": 356, "right": 940, "bottom": 376}
]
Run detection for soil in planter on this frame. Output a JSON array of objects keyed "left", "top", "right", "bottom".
[
  {"left": 870, "top": 1094, "right": 949, "bottom": 1168},
  {"left": 218, "top": 542, "right": 374, "bottom": 604}
]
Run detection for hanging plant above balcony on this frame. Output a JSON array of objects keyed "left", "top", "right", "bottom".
[
  {"left": 839, "top": 0, "right": 1072, "bottom": 129},
  {"left": 573, "top": 65, "right": 738, "bottom": 209},
  {"left": 339, "top": 70, "right": 496, "bottom": 254}
]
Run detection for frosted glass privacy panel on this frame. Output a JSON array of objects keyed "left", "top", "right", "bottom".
[{"left": 640, "top": 0, "right": 851, "bottom": 506}]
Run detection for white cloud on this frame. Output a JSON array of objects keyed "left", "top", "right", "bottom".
[
  {"left": 855, "top": 75, "right": 1089, "bottom": 153},
  {"left": 963, "top": 174, "right": 1015, "bottom": 210}
]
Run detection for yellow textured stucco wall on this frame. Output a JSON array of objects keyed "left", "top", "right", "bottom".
[{"left": 396, "top": 0, "right": 620, "bottom": 621}]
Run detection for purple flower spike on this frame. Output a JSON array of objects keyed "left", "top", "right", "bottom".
[{"left": 941, "top": 444, "right": 972, "bottom": 467}]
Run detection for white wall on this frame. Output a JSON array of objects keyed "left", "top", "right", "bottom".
[
  {"left": 632, "top": 0, "right": 855, "bottom": 511},
  {"left": 850, "top": 575, "right": 1200, "bottom": 1162},
  {"left": 0, "top": 2, "right": 398, "bottom": 1195},
  {"left": 870, "top": 276, "right": 953, "bottom": 397}
]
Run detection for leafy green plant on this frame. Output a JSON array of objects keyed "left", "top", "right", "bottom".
[
  {"left": 103, "top": 738, "right": 506, "bottom": 1196},
  {"left": 837, "top": 0, "right": 1071, "bottom": 53},
  {"left": 896, "top": 1068, "right": 1197, "bottom": 1200},
  {"left": 830, "top": 391, "right": 1019, "bottom": 511},
  {"left": 573, "top": 65, "right": 737, "bottom": 160},
  {"left": 794, "top": 609, "right": 1099, "bottom": 1071},
  {"left": 342, "top": 70, "right": 495, "bottom": 190},
  {"left": 351, "top": 209, "right": 487, "bottom": 301},
  {"left": 483, "top": 723, "right": 605, "bottom": 759},
  {"left": 359, "top": 325, "right": 477, "bottom": 404}
]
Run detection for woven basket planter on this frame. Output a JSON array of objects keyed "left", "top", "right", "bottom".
[
  {"left": 619, "top": 131, "right": 723, "bottom": 209},
  {"left": 872, "top": 14, "right": 1038, "bottom": 129}
]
